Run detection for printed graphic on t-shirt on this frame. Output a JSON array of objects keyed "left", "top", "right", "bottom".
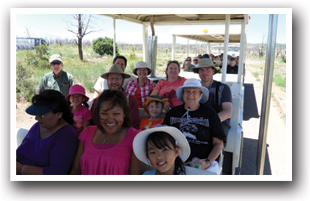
[
  {"left": 73, "top": 115, "right": 83, "bottom": 129},
  {"left": 170, "top": 117, "right": 210, "bottom": 145}
]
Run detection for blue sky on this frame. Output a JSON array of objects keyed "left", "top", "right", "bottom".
[{"left": 14, "top": 12, "right": 287, "bottom": 44}]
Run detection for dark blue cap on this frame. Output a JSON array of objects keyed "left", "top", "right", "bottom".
[
  {"left": 25, "top": 105, "right": 55, "bottom": 116},
  {"left": 203, "top": 54, "right": 210, "bottom": 58}
]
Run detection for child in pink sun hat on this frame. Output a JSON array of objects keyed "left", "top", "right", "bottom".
[{"left": 66, "top": 84, "right": 92, "bottom": 135}]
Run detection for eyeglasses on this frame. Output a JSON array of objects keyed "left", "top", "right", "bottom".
[
  {"left": 185, "top": 60, "right": 191, "bottom": 61},
  {"left": 50, "top": 61, "right": 62, "bottom": 66},
  {"left": 108, "top": 77, "right": 123, "bottom": 81}
]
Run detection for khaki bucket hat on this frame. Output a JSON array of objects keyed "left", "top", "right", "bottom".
[
  {"left": 133, "top": 61, "right": 152, "bottom": 76},
  {"left": 101, "top": 64, "right": 131, "bottom": 79},
  {"left": 192, "top": 58, "right": 220, "bottom": 74}
]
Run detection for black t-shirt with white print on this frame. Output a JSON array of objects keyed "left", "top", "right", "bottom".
[{"left": 163, "top": 104, "right": 226, "bottom": 161}]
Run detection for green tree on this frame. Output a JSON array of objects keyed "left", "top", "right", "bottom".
[{"left": 92, "top": 37, "right": 119, "bottom": 56}]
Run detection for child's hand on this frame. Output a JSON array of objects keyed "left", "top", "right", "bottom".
[
  {"left": 199, "top": 159, "right": 211, "bottom": 170},
  {"left": 163, "top": 102, "right": 171, "bottom": 111}
]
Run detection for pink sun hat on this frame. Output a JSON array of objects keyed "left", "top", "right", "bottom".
[{"left": 65, "top": 84, "right": 89, "bottom": 102}]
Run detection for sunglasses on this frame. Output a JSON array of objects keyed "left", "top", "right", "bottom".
[
  {"left": 185, "top": 59, "right": 191, "bottom": 61},
  {"left": 50, "top": 61, "right": 62, "bottom": 66}
]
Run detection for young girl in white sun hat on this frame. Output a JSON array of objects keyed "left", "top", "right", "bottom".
[{"left": 133, "top": 126, "right": 190, "bottom": 175}]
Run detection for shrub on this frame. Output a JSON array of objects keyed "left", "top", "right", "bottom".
[
  {"left": 16, "top": 60, "right": 35, "bottom": 102},
  {"left": 25, "top": 45, "right": 49, "bottom": 68},
  {"left": 281, "top": 51, "right": 286, "bottom": 63},
  {"left": 92, "top": 37, "right": 119, "bottom": 56}
]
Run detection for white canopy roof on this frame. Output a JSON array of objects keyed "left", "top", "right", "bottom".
[{"left": 100, "top": 14, "right": 248, "bottom": 26}]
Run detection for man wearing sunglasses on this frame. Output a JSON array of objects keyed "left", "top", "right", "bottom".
[{"left": 37, "top": 54, "right": 75, "bottom": 96}]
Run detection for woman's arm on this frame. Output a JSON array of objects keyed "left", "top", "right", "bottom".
[
  {"left": 129, "top": 152, "right": 149, "bottom": 175},
  {"left": 150, "top": 89, "right": 159, "bottom": 96},
  {"left": 200, "top": 137, "right": 224, "bottom": 170},
  {"left": 83, "top": 120, "right": 91, "bottom": 130},
  {"left": 16, "top": 162, "right": 44, "bottom": 175},
  {"left": 69, "top": 141, "right": 84, "bottom": 175}
]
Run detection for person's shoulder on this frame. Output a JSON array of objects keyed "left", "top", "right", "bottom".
[
  {"left": 80, "top": 105, "right": 91, "bottom": 112},
  {"left": 178, "top": 77, "right": 186, "bottom": 81},
  {"left": 167, "top": 104, "right": 184, "bottom": 114},
  {"left": 127, "top": 79, "right": 137, "bottom": 86},
  {"left": 63, "top": 71, "right": 74, "bottom": 78},
  {"left": 200, "top": 103, "right": 216, "bottom": 112},
  {"left": 143, "top": 170, "right": 156, "bottom": 175},
  {"left": 79, "top": 125, "right": 97, "bottom": 140},
  {"left": 127, "top": 127, "right": 141, "bottom": 137},
  {"left": 42, "top": 71, "right": 53, "bottom": 78},
  {"left": 57, "top": 124, "right": 78, "bottom": 138}
]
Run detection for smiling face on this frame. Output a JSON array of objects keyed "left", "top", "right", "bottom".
[
  {"left": 136, "top": 68, "right": 149, "bottom": 79},
  {"left": 99, "top": 101, "right": 125, "bottom": 134},
  {"left": 107, "top": 73, "right": 124, "bottom": 91},
  {"left": 147, "top": 101, "right": 163, "bottom": 119},
  {"left": 50, "top": 60, "right": 63, "bottom": 76},
  {"left": 146, "top": 140, "right": 180, "bottom": 175},
  {"left": 114, "top": 58, "right": 126, "bottom": 71},
  {"left": 166, "top": 62, "right": 180, "bottom": 80},
  {"left": 183, "top": 87, "right": 202, "bottom": 109},
  {"left": 198, "top": 66, "right": 214, "bottom": 83},
  {"left": 69, "top": 94, "right": 84, "bottom": 110}
]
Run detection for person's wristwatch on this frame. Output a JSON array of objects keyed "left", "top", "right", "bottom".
[{"left": 206, "top": 159, "right": 211, "bottom": 166}]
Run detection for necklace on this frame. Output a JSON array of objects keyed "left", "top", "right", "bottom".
[{"left": 101, "top": 128, "right": 124, "bottom": 144}]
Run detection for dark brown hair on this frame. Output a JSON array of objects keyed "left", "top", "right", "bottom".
[
  {"left": 94, "top": 90, "right": 132, "bottom": 132},
  {"left": 165, "top": 60, "right": 180, "bottom": 80}
]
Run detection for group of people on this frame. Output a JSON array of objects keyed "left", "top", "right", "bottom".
[
  {"left": 16, "top": 53, "right": 233, "bottom": 175},
  {"left": 182, "top": 53, "right": 239, "bottom": 74}
]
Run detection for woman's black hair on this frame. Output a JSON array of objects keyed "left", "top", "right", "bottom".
[
  {"left": 113, "top": 55, "right": 127, "bottom": 67},
  {"left": 146, "top": 131, "right": 186, "bottom": 175},
  {"left": 32, "top": 90, "right": 74, "bottom": 125},
  {"left": 94, "top": 90, "right": 132, "bottom": 132}
]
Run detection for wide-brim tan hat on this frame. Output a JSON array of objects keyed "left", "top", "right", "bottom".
[
  {"left": 176, "top": 78, "right": 209, "bottom": 104},
  {"left": 143, "top": 95, "right": 168, "bottom": 113},
  {"left": 133, "top": 61, "right": 152, "bottom": 76},
  {"left": 133, "top": 126, "right": 191, "bottom": 166},
  {"left": 192, "top": 58, "right": 220, "bottom": 74},
  {"left": 101, "top": 64, "right": 131, "bottom": 79}
]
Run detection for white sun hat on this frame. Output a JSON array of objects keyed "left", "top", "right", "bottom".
[
  {"left": 176, "top": 78, "right": 209, "bottom": 104},
  {"left": 133, "top": 126, "right": 191, "bottom": 166},
  {"left": 133, "top": 61, "right": 152, "bottom": 76}
]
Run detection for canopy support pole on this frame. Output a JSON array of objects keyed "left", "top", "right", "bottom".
[
  {"left": 221, "top": 14, "right": 230, "bottom": 83},
  {"left": 256, "top": 14, "right": 278, "bottom": 175},
  {"left": 113, "top": 18, "right": 116, "bottom": 58},
  {"left": 172, "top": 35, "right": 176, "bottom": 60},
  {"left": 143, "top": 24, "right": 148, "bottom": 62},
  {"left": 238, "top": 16, "right": 246, "bottom": 92}
]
